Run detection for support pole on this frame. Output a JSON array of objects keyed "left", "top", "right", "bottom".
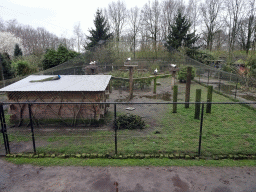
[
  {"left": 194, "top": 89, "right": 201, "bottom": 119},
  {"left": 28, "top": 104, "right": 36, "bottom": 154},
  {"left": 153, "top": 76, "right": 157, "bottom": 94},
  {"left": 129, "top": 67, "right": 134, "bottom": 100},
  {"left": 206, "top": 86, "right": 213, "bottom": 113},
  {"left": 218, "top": 72, "right": 221, "bottom": 92},
  {"left": 185, "top": 67, "right": 192, "bottom": 108},
  {"left": 173, "top": 85, "right": 178, "bottom": 113},
  {"left": 198, "top": 104, "right": 204, "bottom": 157},
  {"left": 0, "top": 104, "right": 10, "bottom": 154},
  {"left": 207, "top": 70, "right": 210, "bottom": 85},
  {"left": 114, "top": 104, "right": 117, "bottom": 155},
  {"left": 235, "top": 78, "right": 238, "bottom": 99}
]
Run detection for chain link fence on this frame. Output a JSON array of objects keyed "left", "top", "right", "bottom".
[{"left": 1, "top": 101, "right": 255, "bottom": 158}]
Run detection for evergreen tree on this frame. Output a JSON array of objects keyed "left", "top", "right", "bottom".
[
  {"left": 166, "top": 10, "right": 198, "bottom": 50},
  {"left": 85, "top": 9, "right": 112, "bottom": 50},
  {"left": 14, "top": 44, "right": 23, "bottom": 57},
  {"left": 42, "top": 45, "right": 79, "bottom": 70},
  {"left": 0, "top": 52, "right": 14, "bottom": 79}
]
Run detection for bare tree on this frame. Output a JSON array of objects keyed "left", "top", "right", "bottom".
[
  {"left": 187, "top": 0, "right": 200, "bottom": 33},
  {"left": 106, "top": 0, "right": 127, "bottom": 42},
  {"left": 237, "top": 0, "right": 256, "bottom": 54},
  {"left": 160, "top": 0, "right": 178, "bottom": 40},
  {"left": 225, "top": 0, "right": 245, "bottom": 55},
  {"left": 73, "top": 22, "right": 83, "bottom": 53},
  {"left": 200, "top": 0, "right": 223, "bottom": 51},
  {"left": 128, "top": 6, "right": 142, "bottom": 58},
  {"left": 141, "top": 0, "right": 162, "bottom": 58}
]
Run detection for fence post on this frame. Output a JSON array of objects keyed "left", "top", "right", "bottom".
[
  {"left": 28, "top": 104, "right": 36, "bottom": 154},
  {"left": 173, "top": 85, "right": 178, "bottom": 113},
  {"left": 0, "top": 104, "right": 10, "bottom": 154},
  {"left": 114, "top": 104, "right": 117, "bottom": 155},
  {"left": 185, "top": 67, "right": 192, "bottom": 108},
  {"left": 218, "top": 72, "right": 221, "bottom": 92},
  {"left": 198, "top": 103, "right": 204, "bottom": 157},
  {"left": 207, "top": 70, "right": 210, "bottom": 85},
  {"left": 194, "top": 89, "right": 201, "bottom": 119},
  {"left": 153, "top": 76, "right": 157, "bottom": 94},
  {"left": 235, "top": 78, "right": 238, "bottom": 99},
  {"left": 206, "top": 86, "right": 213, "bottom": 113},
  {"left": 198, "top": 68, "right": 201, "bottom": 84}
]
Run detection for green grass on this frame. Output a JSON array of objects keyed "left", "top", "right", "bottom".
[
  {"left": 5, "top": 158, "right": 256, "bottom": 167},
  {"left": 4, "top": 83, "right": 256, "bottom": 157}
]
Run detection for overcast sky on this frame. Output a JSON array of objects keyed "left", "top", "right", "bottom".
[{"left": 1, "top": 0, "right": 189, "bottom": 39}]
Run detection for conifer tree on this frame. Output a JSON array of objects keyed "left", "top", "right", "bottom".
[
  {"left": 166, "top": 10, "right": 198, "bottom": 50},
  {"left": 85, "top": 9, "right": 112, "bottom": 50},
  {"left": 14, "top": 44, "right": 23, "bottom": 57}
]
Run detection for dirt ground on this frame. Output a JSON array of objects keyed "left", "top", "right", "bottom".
[{"left": 0, "top": 158, "right": 256, "bottom": 192}]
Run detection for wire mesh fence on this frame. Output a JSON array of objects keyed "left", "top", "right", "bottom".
[{"left": 1, "top": 101, "right": 255, "bottom": 158}]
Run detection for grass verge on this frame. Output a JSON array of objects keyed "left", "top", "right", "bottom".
[{"left": 5, "top": 157, "right": 256, "bottom": 167}]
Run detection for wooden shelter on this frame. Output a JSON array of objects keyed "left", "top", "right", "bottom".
[{"left": 0, "top": 75, "right": 111, "bottom": 124}]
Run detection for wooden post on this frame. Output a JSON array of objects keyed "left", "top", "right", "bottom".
[
  {"left": 185, "top": 67, "right": 192, "bottom": 108},
  {"left": 109, "top": 79, "right": 112, "bottom": 93},
  {"left": 129, "top": 67, "right": 134, "bottom": 99},
  {"left": 173, "top": 85, "right": 178, "bottom": 113},
  {"left": 153, "top": 76, "right": 157, "bottom": 94},
  {"left": 206, "top": 86, "right": 213, "bottom": 113},
  {"left": 194, "top": 89, "right": 201, "bottom": 119},
  {"left": 171, "top": 71, "right": 176, "bottom": 90}
]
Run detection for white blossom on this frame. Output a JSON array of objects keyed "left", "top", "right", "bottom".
[{"left": 0, "top": 31, "right": 24, "bottom": 56}]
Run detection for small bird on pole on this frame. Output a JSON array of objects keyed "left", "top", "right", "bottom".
[
  {"left": 154, "top": 68, "right": 158, "bottom": 75},
  {"left": 126, "top": 57, "right": 131, "bottom": 62}
]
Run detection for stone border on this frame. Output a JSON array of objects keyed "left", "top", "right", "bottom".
[{"left": 5, "top": 153, "right": 256, "bottom": 160}]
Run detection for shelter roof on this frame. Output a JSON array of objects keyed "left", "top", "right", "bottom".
[{"left": 0, "top": 75, "right": 112, "bottom": 92}]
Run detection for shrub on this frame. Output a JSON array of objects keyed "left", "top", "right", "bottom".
[
  {"left": 177, "top": 66, "right": 195, "bottom": 82},
  {"left": 115, "top": 114, "right": 145, "bottom": 130}
]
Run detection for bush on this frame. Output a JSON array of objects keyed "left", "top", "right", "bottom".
[
  {"left": 115, "top": 114, "right": 145, "bottom": 130},
  {"left": 178, "top": 66, "right": 195, "bottom": 82}
]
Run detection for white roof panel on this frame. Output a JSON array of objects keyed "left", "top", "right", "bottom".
[{"left": 0, "top": 75, "right": 112, "bottom": 92}]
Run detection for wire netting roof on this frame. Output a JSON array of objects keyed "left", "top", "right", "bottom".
[{"left": 0, "top": 75, "right": 112, "bottom": 92}]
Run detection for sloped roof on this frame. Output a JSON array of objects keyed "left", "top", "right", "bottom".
[{"left": 0, "top": 75, "right": 112, "bottom": 92}]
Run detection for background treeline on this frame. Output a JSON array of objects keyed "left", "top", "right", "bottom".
[{"left": 1, "top": 0, "right": 256, "bottom": 80}]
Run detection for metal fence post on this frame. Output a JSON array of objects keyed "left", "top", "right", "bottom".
[
  {"left": 114, "top": 104, "right": 117, "bottom": 155},
  {"left": 235, "top": 78, "right": 238, "bottom": 99},
  {"left": 218, "top": 72, "right": 221, "bottom": 92},
  {"left": 198, "top": 103, "right": 204, "bottom": 157},
  {"left": 28, "top": 104, "right": 36, "bottom": 154},
  {"left": 0, "top": 104, "right": 10, "bottom": 154},
  {"left": 207, "top": 70, "right": 210, "bottom": 85}
]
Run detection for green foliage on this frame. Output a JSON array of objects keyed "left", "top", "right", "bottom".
[
  {"left": 177, "top": 66, "right": 195, "bottom": 82},
  {"left": 16, "top": 60, "right": 30, "bottom": 76},
  {"left": 246, "top": 55, "right": 256, "bottom": 77},
  {"left": 14, "top": 44, "right": 22, "bottom": 57},
  {"left": 42, "top": 44, "right": 79, "bottom": 70},
  {"left": 0, "top": 52, "right": 15, "bottom": 79},
  {"left": 85, "top": 9, "right": 112, "bottom": 50},
  {"left": 165, "top": 9, "right": 198, "bottom": 50},
  {"left": 110, "top": 70, "right": 152, "bottom": 89},
  {"left": 116, "top": 114, "right": 145, "bottom": 130},
  {"left": 187, "top": 49, "right": 215, "bottom": 64}
]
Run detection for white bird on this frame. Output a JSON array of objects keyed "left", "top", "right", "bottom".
[
  {"left": 154, "top": 68, "right": 158, "bottom": 75},
  {"left": 126, "top": 57, "right": 131, "bottom": 62},
  {"left": 170, "top": 64, "right": 177, "bottom": 68},
  {"left": 89, "top": 61, "right": 96, "bottom": 65}
]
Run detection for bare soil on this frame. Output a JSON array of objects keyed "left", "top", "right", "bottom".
[{"left": 0, "top": 159, "right": 256, "bottom": 192}]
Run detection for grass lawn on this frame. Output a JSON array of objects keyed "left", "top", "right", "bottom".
[
  {"left": 3, "top": 83, "right": 256, "bottom": 157},
  {"left": 5, "top": 158, "right": 256, "bottom": 167}
]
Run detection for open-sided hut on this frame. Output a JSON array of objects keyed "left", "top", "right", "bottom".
[{"left": 0, "top": 75, "right": 111, "bottom": 124}]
